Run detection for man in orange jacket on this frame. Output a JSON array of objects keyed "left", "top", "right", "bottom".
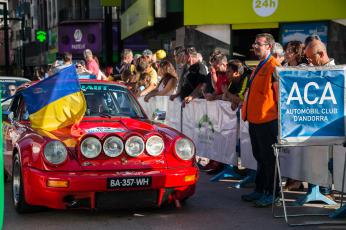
[{"left": 241, "top": 33, "right": 281, "bottom": 207}]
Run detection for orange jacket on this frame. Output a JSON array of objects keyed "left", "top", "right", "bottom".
[{"left": 242, "top": 56, "right": 280, "bottom": 124}]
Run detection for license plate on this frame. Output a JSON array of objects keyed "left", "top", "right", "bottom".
[{"left": 107, "top": 177, "right": 152, "bottom": 189}]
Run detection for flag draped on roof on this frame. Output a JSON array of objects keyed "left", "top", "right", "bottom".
[{"left": 21, "top": 65, "right": 86, "bottom": 131}]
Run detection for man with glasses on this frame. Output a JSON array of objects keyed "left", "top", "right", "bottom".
[
  {"left": 241, "top": 33, "right": 281, "bottom": 207},
  {"left": 305, "top": 39, "right": 335, "bottom": 67}
]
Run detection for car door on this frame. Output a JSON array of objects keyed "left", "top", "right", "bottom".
[{"left": 3, "top": 94, "right": 25, "bottom": 175}]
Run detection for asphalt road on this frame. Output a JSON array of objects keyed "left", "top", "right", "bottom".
[{"left": 3, "top": 172, "right": 343, "bottom": 230}]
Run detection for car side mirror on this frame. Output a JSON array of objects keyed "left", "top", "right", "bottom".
[{"left": 152, "top": 110, "right": 166, "bottom": 121}]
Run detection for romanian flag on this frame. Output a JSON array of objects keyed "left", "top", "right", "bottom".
[{"left": 21, "top": 65, "right": 86, "bottom": 131}]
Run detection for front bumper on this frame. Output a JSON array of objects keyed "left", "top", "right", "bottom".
[{"left": 22, "top": 167, "right": 198, "bottom": 209}]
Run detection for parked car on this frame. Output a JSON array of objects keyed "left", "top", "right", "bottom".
[
  {"left": 0, "top": 76, "right": 30, "bottom": 111},
  {"left": 3, "top": 79, "right": 198, "bottom": 213}
]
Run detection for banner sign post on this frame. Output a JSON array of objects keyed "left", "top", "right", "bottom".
[{"left": 277, "top": 65, "right": 346, "bottom": 145}]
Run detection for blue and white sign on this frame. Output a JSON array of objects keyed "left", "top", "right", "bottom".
[
  {"left": 277, "top": 66, "right": 346, "bottom": 145},
  {"left": 281, "top": 22, "right": 328, "bottom": 46}
]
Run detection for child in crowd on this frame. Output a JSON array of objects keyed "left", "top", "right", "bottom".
[
  {"left": 222, "top": 59, "right": 248, "bottom": 110},
  {"left": 134, "top": 73, "right": 151, "bottom": 97}
]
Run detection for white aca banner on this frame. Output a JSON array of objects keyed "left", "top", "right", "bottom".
[{"left": 138, "top": 97, "right": 238, "bottom": 165}]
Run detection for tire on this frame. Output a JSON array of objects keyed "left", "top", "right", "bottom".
[
  {"left": 181, "top": 196, "right": 190, "bottom": 204},
  {"left": 4, "top": 171, "right": 9, "bottom": 183},
  {"left": 12, "top": 153, "right": 36, "bottom": 213}
]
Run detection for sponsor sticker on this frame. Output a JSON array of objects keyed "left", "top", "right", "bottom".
[{"left": 86, "top": 127, "right": 126, "bottom": 134}]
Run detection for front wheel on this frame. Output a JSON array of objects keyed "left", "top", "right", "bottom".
[
  {"left": 4, "top": 171, "right": 9, "bottom": 182},
  {"left": 12, "top": 153, "right": 35, "bottom": 213}
]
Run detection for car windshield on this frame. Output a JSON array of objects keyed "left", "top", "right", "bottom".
[
  {"left": 0, "top": 78, "right": 29, "bottom": 99},
  {"left": 81, "top": 83, "right": 145, "bottom": 119}
]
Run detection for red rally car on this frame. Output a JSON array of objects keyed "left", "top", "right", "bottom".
[{"left": 2, "top": 80, "right": 198, "bottom": 213}]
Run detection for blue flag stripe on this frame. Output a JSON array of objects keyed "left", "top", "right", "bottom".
[{"left": 22, "top": 66, "right": 81, "bottom": 114}]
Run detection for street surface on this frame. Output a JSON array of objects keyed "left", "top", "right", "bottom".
[{"left": 3, "top": 173, "right": 344, "bottom": 230}]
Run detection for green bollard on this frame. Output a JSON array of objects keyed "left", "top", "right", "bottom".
[{"left": 0, "top": 93, "right": 3, "bottom": 229}]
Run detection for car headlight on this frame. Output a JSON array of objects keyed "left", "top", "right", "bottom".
[
  {"left": 81, "top": 137, "right": 102, "bottom": 158},
  {"left": 103, "top": 136, "right": 124, "bottom": 157},
  {"left": 174, "top": 138, "right": 195, "bottom": 160},
  {"left": 146, "top": 135, "right": 164, "bottom": 156},
  {"left": 125, "top": 136, "right": 144, "bottom": 157},
  {"left": 44, "top": 140, "right": 68, "bottom": 164}
]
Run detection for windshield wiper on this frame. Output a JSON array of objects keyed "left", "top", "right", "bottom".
[{"left": 98, "top": 112, "right": 112, "bottom": 118}]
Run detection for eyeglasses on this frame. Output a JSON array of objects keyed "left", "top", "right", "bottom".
[
  {"left": 252, "top": 42, "right": 269, "bottom": 48},
  {"left": 305, "top": 52, "right": 319, "bottom": 62},
  {"left": 9, "top": 89, "right": 16, "bottom": 91}
]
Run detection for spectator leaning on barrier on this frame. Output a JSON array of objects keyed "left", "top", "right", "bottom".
[
  {"left": 241, "top": 33, "right": 281, "bottom": 207},
  {"left": 143, "top": 49, "right": 158, "bottom": 71},
  {"left": 204, "top": 53, "right": 229, "bottom": 101},
  {"left": 144, "top": 60, "right": 178, "bottom": 102},
  {"left": 135, "top": 56, "right": 158, "bottom": 97},
  {"left": 173, "top": 46, "right": 188, "bottom": 96},
  {"left": 135, "top": 73, "right": 152, "bottom": 97},
  {"left": 173, "top": 47, "right": 208, "bottom": 105},
  {"left": 197, "top": 52, "right": 209, "bottom": 74},
  {"left": 116, "top": 49, "right": 135, "bottom": 75},
  {"left": 222, "top": 59, "right": 248, "bottom": 111}
]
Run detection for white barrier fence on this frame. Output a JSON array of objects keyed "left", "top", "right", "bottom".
[{"left": 138, "top": 96, "right": 345, "bottom": 190}]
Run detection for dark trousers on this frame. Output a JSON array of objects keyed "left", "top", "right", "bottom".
[{"left": 249, "top": 119, "right": 279, "bottom": 195}]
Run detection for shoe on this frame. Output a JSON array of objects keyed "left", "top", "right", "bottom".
[
  {"left": 201, "top": 160, "right": 224, "bottom": 173},
  {"left": 206, "top": 164, "right": 225, "bottom": 175},
  {"left": 241, "top": 191, "right": 263, "bottom": 202},
  {"left": 254, "top": 194, "right": 280, "bottom": 207},
  {"left": 284, "top": 179, "right": 304, "bottom": 191},
  {"left": 199, "top": 160, "right": 218, "bottom": 172}
]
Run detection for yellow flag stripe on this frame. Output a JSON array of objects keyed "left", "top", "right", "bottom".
[{"left": 29, "top": 91, "right": 86, "bottom": 131}]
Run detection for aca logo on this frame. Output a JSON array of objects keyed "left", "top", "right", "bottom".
[
  {"left": 197, "top": 114, "right": 215, "bottom": 144},
  {"left": 198, "top": 114, "right": 215, "bottom": 133},
  {"left": 286, "top": 81, "right": 337, "bottom": 105}
]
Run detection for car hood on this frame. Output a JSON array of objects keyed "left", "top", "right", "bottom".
[
  {"left": 38, "top": 117, "right": 181, "bottom": 146},
  {"left": 34, "top": 117, "right": 187, "bottom": 171}
]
